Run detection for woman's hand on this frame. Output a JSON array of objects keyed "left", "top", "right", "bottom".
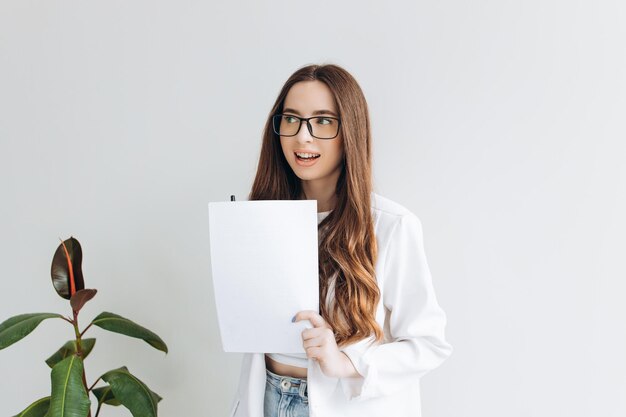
[{"left": 293, "top": 310, "right": 361, "bottom": 379}]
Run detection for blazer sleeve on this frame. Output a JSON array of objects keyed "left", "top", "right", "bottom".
[{"left": 339, "top": 212, "right": 453, "bottom": 401}]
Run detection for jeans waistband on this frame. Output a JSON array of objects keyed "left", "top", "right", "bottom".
[{"left": 266, "top": 368, "right": 308, "bottom": 398}]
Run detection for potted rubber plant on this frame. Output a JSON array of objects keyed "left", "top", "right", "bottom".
[{"left": 0, "top": 237, "right": 168, "bottom": 417}]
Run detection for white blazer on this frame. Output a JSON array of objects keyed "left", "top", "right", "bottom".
[{"left": 229, "top": 193, "right": 453, "bottom": 417}]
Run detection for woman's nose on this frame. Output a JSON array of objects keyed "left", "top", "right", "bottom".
[{"left": 295, "top": 121, "right": 313, "bottom": 144}]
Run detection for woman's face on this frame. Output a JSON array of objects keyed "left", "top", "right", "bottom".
[{"left": 279, "top": 80, "right": 344, "bottom": 188}]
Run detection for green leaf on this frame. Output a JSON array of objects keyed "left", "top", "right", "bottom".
[
  {"left": 91, "top": 312, "right": 168, "bottom": 353},
  {"left": 101, "top": 367, "right": 162, "bottom": 417},
  {"left": 92, "top": 385, "right": 121, "bottom": 406},
  {"left": 93, "top": 383, "right": 162, "bottom": 407},
  {"left": 0, "top": 313, "right": 63, "bottom": 350},
  {"left": 45, "top": 339, "right": 96, "bottom": 368},
  {"left": 70, "top": 289, "right": 97, "bottom": 313},
  {"left": 12, "top": 396, "right": 50, "bottom": 417},
  {"left": 48, "top": 356, "right": 91, "bottom": 417},
  {"left": 51, "top": 237, "right": 85, "bottom": 300}
]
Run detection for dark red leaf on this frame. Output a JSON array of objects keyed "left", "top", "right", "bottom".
[
  {"left": 51, "top": 237, "right": 85, "bottom": 300},
  {"left": 70, "top": 289, "right": 97, "bottom": 313}
]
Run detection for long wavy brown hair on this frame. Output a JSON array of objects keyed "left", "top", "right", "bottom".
[{"left": 248, "top": 64, "right": 383, "bottom": 347}]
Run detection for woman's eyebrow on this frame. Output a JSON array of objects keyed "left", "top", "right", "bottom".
[{"left": 283, "top": 107, "right": 338, "bottom": 117}]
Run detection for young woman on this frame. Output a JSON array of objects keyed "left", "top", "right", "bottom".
[{"left": 231, "top": 64, "right": 453, "bottom": 417}]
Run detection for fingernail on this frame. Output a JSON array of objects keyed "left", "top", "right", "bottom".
[{"left": 291, "top": 315, "right": 296, "bottom": 323}]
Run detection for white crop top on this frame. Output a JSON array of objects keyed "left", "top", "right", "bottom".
[{"left": 266, "top": 209, "right": 332, "bottom": 368}]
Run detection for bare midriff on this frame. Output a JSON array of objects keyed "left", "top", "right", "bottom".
[{"left": 264, "top": 354, "right": 308, "bottom": 379}]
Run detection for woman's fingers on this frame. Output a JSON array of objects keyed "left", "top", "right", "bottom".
[
  {"left": 304, "top": 346, "right": 322, "bottom": 360},
  {"left": 302, "top": 334, "right": 328, "bottom": 348},
  {"left": 295, "top": 310, "right": 339, "bottom": 366},
  {"left": 301, "top": 327, "right": 334, "bottom": 342},
  {"left": 302, "top": 339, "right": 322, "bottom": 350},
  {"left": 293, "top": 310, "right": 328, "bottom": 328}
]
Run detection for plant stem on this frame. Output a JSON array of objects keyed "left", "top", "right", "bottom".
[
  {"left": 73, "top": 309, "right": 92, "bottom": 417},
  {"left": 94, "top": 401, "right": 103, "bottom": 417},
  {"left": 73, "top": 311, "right": 82, "bottom": 354},
  {"left": 80, "top": 322, "right": 93, "bottom": 338},
  {"left": 88, "top": 377, "right": 101, "bottom": 392}
]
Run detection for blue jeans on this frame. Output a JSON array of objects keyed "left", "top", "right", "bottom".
[{"left": 264, "top": 369, "right": 310, "bottom": 417}]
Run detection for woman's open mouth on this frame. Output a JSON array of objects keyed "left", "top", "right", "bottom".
[{"left": 295, "top": 151, "right": 320, "bottom": 166}]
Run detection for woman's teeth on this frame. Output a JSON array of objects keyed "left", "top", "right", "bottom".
[{"left": 295, "top": 152, "right": 320, "bottom": 160}]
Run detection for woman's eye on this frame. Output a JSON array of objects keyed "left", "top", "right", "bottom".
[
  {"left": 316, "top": 118, "right": 333, "bottom": 125},
  {"left": 284, "top": 116, "right": 298, "bottom": 123}
]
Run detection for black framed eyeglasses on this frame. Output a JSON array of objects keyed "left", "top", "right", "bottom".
[{"left": 272, "top": 114, "right": 341, "bottom": 140}]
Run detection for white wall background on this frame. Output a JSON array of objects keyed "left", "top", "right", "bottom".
[{"left": 1, "top": 1, "right": 625, "bottom": 416}]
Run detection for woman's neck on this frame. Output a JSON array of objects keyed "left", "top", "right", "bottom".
[{"left": 301, "top": 178, "right": 338, "bottom": 213}]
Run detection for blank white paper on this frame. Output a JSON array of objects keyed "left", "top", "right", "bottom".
[{"left": 208, "top": 199, "right": 319, "bottom": 353}]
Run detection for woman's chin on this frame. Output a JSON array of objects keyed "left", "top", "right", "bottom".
[{"left": 293, "top": 170, "right": 320, "bottom": 181}]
